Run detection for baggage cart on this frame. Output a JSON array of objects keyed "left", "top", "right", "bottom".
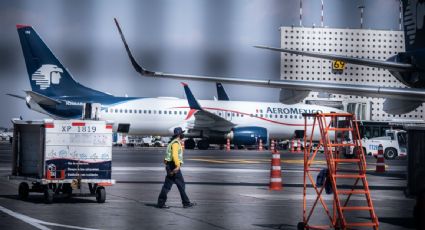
[{"left": 9, "top": 119, "right": 115, "bottom": 203}]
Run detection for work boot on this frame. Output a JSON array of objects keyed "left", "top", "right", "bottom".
[
  {"left": 157, "top": 204, "right": 170, "bottom": 209},
  {"left": 183, "top": 202, "right": 197, "bottom": 208}
]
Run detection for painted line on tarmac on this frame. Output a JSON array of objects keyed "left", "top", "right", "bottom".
[
  {"left": 0, "top": 204, "right": 99, "bottom": 230},
  {"left": 187, "top": 158, "right": 327, "bottom": 165},
  {"left": 112, "top": 166, "right": 304, "bottom": 173}
]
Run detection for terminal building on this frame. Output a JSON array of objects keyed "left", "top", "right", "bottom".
[{"left": 280, "top": 26, "right": 424, "bottom": 137}]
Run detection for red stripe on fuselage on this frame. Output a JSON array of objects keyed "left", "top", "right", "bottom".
[{"left": 172, "top": 106, "right": 310, "bottom": 127}]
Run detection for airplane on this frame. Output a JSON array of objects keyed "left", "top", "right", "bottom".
[
  {"left": 113, "top": 0, "right": 425, "bottom": 115},
  {"left": 12, "top": 24, "right": 340, "bottom": 149}
]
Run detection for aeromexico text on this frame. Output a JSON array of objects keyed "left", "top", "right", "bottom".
[{"left": 266, "top": 107, "right": 323, "bottom": 114}]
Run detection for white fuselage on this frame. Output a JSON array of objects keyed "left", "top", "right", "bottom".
[{"left": 99, "top": 97, "right": 341, "bottom": 139}]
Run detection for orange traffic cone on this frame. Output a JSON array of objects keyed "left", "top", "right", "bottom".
[
  {"left": 259, "top": 139, "right": 263, "bottom": 151},
  {"left": 271, "top": 139, "right": 276, "bottom": 154},
  {"left": 376, "top": 144, "right": 385, "bottom": 173},
  {"left": 122, "top": 134, "right": 127, "bottom": 146},
  {"left": 290, "top": 139, "right": 295, "bottom": 153},
  {"left": 269, "top": 151, "right": 282, "bottom": 190},
  {"left": 296, "top": 139, "right": 302, "bottom": 153},
  {"left": 226, "top": 138, "right": 231, "bottom": 152}
]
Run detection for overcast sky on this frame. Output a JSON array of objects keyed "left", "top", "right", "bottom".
[{"left": 0, "top": 0, "right": 401, "bottom": 128}]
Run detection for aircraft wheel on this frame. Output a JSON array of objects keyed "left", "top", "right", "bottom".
[
  {"left": 197, "top": 140, "right": 210, "bottom": 150},
  {"left": 184, "top": 139, "right": 196, "bottom": 149}
]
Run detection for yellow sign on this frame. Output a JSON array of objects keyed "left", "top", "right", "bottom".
[{"left": 332, "top": 60, "right": 345, "bottom": 71}]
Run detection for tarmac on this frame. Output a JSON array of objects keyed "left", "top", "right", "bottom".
[{"left": 0, "top": 142, "right": 415, "bottom": 230}]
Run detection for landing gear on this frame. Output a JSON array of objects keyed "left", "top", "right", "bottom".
[
  {"left": 184, "top": 138, "right": 196, "bottom": 149},
  {"left": 197, "top": 140, "right": 210, "bottom": 150}
]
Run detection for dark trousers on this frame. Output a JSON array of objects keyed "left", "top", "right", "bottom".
[{"left": 157, "top": 163, "right": 190, "bottom": 206}]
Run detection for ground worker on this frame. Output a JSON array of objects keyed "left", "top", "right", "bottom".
[{"left": 157, "top": 127, "right": 196, "bottom": 209}]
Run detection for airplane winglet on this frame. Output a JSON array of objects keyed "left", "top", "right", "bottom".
[
  {"left": 114, "top": 18, "right": 156, "bottom": 75},
  {"left": 16, "top": 24, "right": 31, "bottom": 29},
  {"left": 182, "top": 83, "right": 202, "bottom": 110}
]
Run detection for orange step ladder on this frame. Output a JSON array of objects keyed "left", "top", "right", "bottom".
[{"left": 298, "top": 113, "right": 379, "bottom": 230}]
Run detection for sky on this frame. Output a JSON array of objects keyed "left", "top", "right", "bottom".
[{"left": 0, "top": 0, "right": 401, "bottom": 128}]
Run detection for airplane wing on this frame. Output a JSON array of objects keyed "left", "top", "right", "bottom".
[
  {"left": 181, "top": 83, "right": 234, "bottom": 132},
  {"left": 254, "top": 45, "right": 416, "bottom": 72},
  {"left": 114, "top": 18, "right": 425, "bottom": 113}
]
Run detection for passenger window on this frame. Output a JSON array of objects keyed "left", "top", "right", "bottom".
[
  {"left": 120, "top": 109, "right": 123, "bottom": 113},
  {"left": 159, "top": 111, "right": 162, "bottom": 114},
  {"left": 174, "top": 111, "right": 177, "bottom": 115},
  {"left": 179, "top": 111, "right": 182, "bottom": 115},
  {"left": 148, "top": 110, "right": 151, "bottom": 114},
  {"left": 129, "top": 110, "right": 132, "bottom": 113}
]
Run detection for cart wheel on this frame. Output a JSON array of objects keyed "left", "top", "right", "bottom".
[
  {"left": 18, "top": 182, "right": 29, "bottom": 200},
  {"left": 63, "top": 184, "right": 72, "bottom": 198},
  {"left": 297, "top": 222, "right": 305, "bottom": 230},
  {"left": 96, "top": 186, "right": 106, "bottom": 203},
  {"left": 44, "top": 188, "right": 54, "bottom": 204}
]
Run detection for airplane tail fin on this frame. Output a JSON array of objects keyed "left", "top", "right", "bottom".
[
  {"left": 402, "top": 0, "right": 425, "bottom": 51},
  {"left": 16, "top": 25, "right": 108, "bottom": 98},
  {"left": 216, "top": 83, "right": 230, "bottom": 101}
]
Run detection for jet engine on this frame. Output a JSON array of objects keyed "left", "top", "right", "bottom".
[{"left": 226, "top": 126, "right": 268, "bottom": 145}]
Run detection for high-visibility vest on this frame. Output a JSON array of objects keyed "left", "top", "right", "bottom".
[{"left": 164, "top": 139, "right": 183, "bottom": 164}]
